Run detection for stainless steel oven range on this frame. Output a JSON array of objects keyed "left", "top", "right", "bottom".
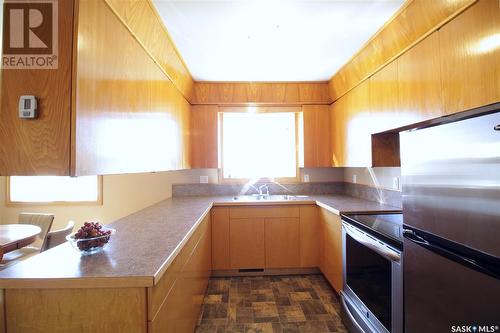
[{"left": 340, "top": 213, "right": 403, "bottom": 333}]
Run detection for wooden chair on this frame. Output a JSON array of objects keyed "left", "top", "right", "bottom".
[
  {"left": 0, "top": 213, "right": 55, "bottom": 269},
  {"left": 42, "top": 221, "right": 75, "bottom": 252}
]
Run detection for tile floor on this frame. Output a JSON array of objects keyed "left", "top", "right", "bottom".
[{"left": 196, "top": 274, "right": 348, "bottom": 333}]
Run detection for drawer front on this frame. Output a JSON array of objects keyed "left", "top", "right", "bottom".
[{"left": 229, "top": 206, "right": 300, "bottom": 219}]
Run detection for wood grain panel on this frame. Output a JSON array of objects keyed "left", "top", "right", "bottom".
[
  {"left": 0, "top": 290, "right": 4, "bottom": 333},
  {"left": 192, "top": 82, "right": 331, "bottom": 105},
  {"left": 149, "top": 215, "right": 211, "bottom": 333},
  {"left": 328, "top": 0, "right": 476, "bottom": 101},
  {"left": 320, "top": 209, "right": 343, "bottom": 293},
  {"left": 5, "top": 288, "right": 147, "bottom": 333},
  {"left": 299, "top": 205, "right": 320, "bottom": 267},
  {"left": 439, "top": 0, "right": 500, "bottom": 114},
  {"left": 148, "top": 215, "right": 209, "bottom": 321},
  {"left": 230, "top": 206, "right": 300, "bottom": 219},
  {"left": 190, "top": 105, "right": 219, "bottom": 169},
  {"left": 0, "top": 0, "right": 75, "bottom": 175},
  {"left": 73, "top": 0, "right": 190, "bottom": 175},
  {"left": 330, "top": 98, "right": 347, "bottom": 167},
  {"left": 265, "top": 218, "right": 300, "bottom": 268},
  {"left": 230, "top": 218, "right": 265, "bottom": 269},
  {"left": 369, "top": 59, "right": 400, "bottom": 133},
  {"left": 397, "top": 31, "right": 444, "bottom": 122},
  {"left": 372, "top": 132, "right": 400, "bottom": 167},
  {"left": 344, "top": 80, "right": 372, "bottom": 167},
  {"left": 302, "top": 105, "right": 331, "bottom": 167},
  {"left": 147, "top": 250, "right": 184, "bottom": 321},
  {"left": 211, "top": 207, "right": 230, "bottom": 270},
  {"left": 104, "top": 0, "right": 194, "bottom": 101}
]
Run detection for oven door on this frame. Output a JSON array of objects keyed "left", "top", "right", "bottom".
[{"left": 341, "top": 221, "right": 403, "bottom": 333}]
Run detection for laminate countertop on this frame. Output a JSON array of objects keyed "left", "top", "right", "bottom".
[{"left": 0, "top": 195, "right": 400, "bottom": 289}]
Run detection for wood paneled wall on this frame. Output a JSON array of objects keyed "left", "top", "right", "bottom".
[
  {"left": 192, "top": 82, "right": 331, "bottom": 105},
  {"left": 104, "top": 0, "right": 194, "bottom": 101},
  {"left": 73, "top": 0, "right": 191, "bottom": 175},
  {"left": 328, "top": 0, "right": 476, "bottom": 102},
  {"left": 0, "top": 0, "right": 75, "bottom": 175}
]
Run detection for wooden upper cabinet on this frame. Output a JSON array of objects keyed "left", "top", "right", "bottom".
[
  {"left": 74, "top": 0, "right": 190, "bottom": 175},
  {"left": 0, "top": 0, "right": 191, "bottom": 176},
  {"left": 439, "top": 0, "right": 500, "bottom": 115},
  {"left": 190, "top": 105, "right": 218, "bottom": 169},
  {"left": 330, "top": 99, "right": 347, "bottom": 167},
  {"left": 344, "top": 80, "right": 372, "bottom": 167},
  {"left": 0, "top": 0, "right": 75, "bottom": 175},
  {"left": 397, "top": 31, "right": 444, "bottom": 122},
  {"left": 302, "top": 105, "right": 331, "bottom": 167},
  {"left": 369, "top": 59, "right": 400, "bottom": 133}
]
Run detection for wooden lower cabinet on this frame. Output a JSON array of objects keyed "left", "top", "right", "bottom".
[
  {"left": 299, "top": 206, "right": 320, "bottom": 267},
  {"left": 149, "top": 215, "right": 212, "bottom": 332},
  {"left": 211, "top": 207, "right": 231, "bottom": 270},
  {"left": 320, "top": 208, "right": 343, "bottom": 293},
  {"left": 230, "top": 218, "right": 265, "bottom": 269},
  {"left": 217, "top": 205, "right": 320, "bottom": 270},
  {"left": 265, "top": 218, "right": 300, "bottom": 268}
]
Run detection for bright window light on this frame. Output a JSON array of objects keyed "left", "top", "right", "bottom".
[
  {"left": 222, "top": 112, "right": 297, "bottom": 179},
  {"left": 9, "top": 176, "right": 99, "bottom": 203}
]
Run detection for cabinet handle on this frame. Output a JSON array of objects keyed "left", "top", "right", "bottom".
[{"left": 494, "top": 124, "right": 500, "bottom": 131}]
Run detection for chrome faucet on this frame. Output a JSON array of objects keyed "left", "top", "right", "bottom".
[
  {"left": 248, "top": 183, "right": 270, "bottom": 199},
  {"left": 258, "top": 184, "right": 270, "bottom": 199}
]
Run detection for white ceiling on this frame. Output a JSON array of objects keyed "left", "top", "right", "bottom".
[{"left": 152, "top": 0, "right": 404, "bottom": 82}]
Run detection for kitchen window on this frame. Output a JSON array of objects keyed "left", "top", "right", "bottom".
[
  {"left": 7, "top": 176, "right": 102, "bottom": 205},
  {"left": 221, "top": 111, "right": 301, "bottom": 181}
]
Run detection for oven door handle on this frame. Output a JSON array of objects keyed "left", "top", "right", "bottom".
[{"left": 343, "top": 223, "right": 401, "bottom": 262}]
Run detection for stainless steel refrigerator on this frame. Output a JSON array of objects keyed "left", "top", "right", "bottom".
[{"left": 400, "top": 103, "right": 500, "bottom": 333}]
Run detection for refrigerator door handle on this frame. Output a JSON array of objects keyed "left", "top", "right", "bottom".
[{"left": 403, "top": 229, "right": 500, "bottom": 280}]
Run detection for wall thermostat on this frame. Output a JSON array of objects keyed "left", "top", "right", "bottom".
[{"left": 18, "top": 95, "right": 38, "bottom": 119}]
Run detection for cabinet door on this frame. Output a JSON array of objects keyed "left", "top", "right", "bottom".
[
  {"left": 265, "top": 218, "right": 300, "bottom": 268},
  {"left": 332, "top": 80, "right": 372, "bottom": 167},
  {"left": 299, "top": 206, "right": 320, "bottom": 267},
  {"left": 369, "top": 59, "right": 400, "bottom": 133},
  {"left": 345, "top": 80, "right": 372, "bottom": 167},
  {"left": 303, "top": 105, "right": 332, "bottom": 167},
  {"left": 330, "top": 99, "right": 347, "bottom": 167},
  {"left": 397, "top": 32, "right": 443, "bottom": 122},
  {"left": 320, "top": 209, "right": 343, "bottom": 293},
  {"left": 211, "top": 207, "right": 230, "bottom": 270},
  {"left": 439, "top": 0, "right": 500, "bottom": 115},
  {"left": 230, "top": 218, "right": 265, "bottom": 269},
  {"left": 190, "top": 105, "right": 219, "bottom": 168}
]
